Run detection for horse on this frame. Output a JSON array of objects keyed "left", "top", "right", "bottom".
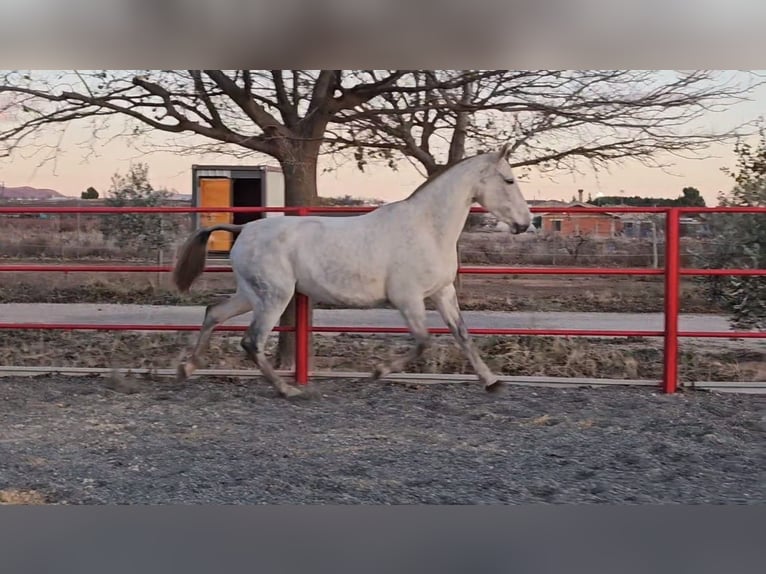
[{"left": 172, "top": 143, "right": 532, "bottom": 398}]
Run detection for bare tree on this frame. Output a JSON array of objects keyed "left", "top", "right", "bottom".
[
  {"left": 0, "top": 69, "right": 472, "bottom": 368},
  {"left": 327, "top": 70, "right": 762, "bottom": 178},
  {"left": 563, "top": 232, "right": 592, "bottom": 262}
]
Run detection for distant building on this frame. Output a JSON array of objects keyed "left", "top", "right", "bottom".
[
  {"left": 619, "top": 213, "right": 656, "bottom": 239},
  {"left": 620, "top": 214, "right": 707, "bottom": 238},
  {"left": 536, "top": 201, "right": 622, "bottom": 238}
]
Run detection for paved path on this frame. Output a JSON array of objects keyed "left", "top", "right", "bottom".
[{"left": 0, "top": 303, "right": 735, "bottom": 333}]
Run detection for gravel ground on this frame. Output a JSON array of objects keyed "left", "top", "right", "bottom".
[{"left": 1, "top": 375, "right": 764, "bottom": 504}]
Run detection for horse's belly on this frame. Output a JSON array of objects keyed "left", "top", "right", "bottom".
[
  {"left": 299, "top": 282, "right": 388, "bottom": 307},
  {"left": 296, "top": 270, "right": 387, "bottom": 308}
]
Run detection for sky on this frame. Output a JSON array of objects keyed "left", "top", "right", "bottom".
[{"left": 1, "top": 72, "right": 765, "bottom": 205}]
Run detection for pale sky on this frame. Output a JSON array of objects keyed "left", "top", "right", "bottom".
[{"left": 1, "top": 73, "right": 765, "bottom": 205}]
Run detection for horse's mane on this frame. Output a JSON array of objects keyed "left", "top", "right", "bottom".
[{"left": 404, "top": 154, "right": 481, "bottom": 200}]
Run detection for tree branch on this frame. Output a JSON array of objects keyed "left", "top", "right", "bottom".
[
  {"left": 271, "top": 69, "right": 299, "bottom": 129},
  {"left": 331, "top": 69, "right": 763, "bottom": 177},
  {"left": 203, "top": 69, "right": 286, "bottom": 137}
]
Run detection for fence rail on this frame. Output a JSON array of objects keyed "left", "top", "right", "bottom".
[{"left": 1, "top": 204, "right": 765, "bottom": 394}]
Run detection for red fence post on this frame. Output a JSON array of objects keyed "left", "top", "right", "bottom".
[
  {"left": 663, "top": 208, "right": 681, "bottom": 393},
  {"left": 294, "top": 207, "right": 311, "bottom": 385},
  {"left": 295, "top": 293, "right": 310, "bottom": 385}
]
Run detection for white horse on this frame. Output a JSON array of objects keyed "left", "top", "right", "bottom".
[{"left": 172, "top": 143, "right": 532, "bottom": 398}]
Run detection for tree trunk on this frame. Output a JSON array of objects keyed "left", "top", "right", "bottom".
[
  {"left": 447, "top": 82, "right": 473, "bottom": 164},
  {"left": 275, "top": 144, "right": 319, "bottom": 370}
]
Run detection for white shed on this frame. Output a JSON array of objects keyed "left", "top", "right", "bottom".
[{"left": 191, "top": 164, "right": 285, "bottom": 253}]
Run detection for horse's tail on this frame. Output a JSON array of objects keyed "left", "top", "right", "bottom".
[{"left": 172, "top": 224, "right": 243, "bottom": 292}]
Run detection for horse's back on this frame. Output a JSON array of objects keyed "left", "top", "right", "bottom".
[{"left": 229, "top": 212, "right": 404, "bottom": 305}]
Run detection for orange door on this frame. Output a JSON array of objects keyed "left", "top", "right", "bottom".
[{"left": 199, "top": 178, "right": 232, "bottom": 252}]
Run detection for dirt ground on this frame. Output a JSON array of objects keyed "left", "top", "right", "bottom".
[
  {"left": 0, "top": 228, "right": 762, "bottom": 505},
  {"left": 0, "top": 375, "right": 763, "bottom": 504}
]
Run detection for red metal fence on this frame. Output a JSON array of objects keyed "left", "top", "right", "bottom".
[{"left": 1, "top": 204, "right": 764, "bottom": 394}]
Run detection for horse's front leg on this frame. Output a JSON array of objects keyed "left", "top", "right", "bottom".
[{"left": 430, "top": 284, "right": 501, "bottom": 391}]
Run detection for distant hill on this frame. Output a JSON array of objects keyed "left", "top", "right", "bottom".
[{"left": 0, "top": 186, "right": 66, "bottom": 200}]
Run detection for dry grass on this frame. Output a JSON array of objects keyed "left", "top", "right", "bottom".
[
  {"left": 0, "top": 488, "right": 49, "bottom": 505},
  {"left": 528, "top": 414, "right": 553, "bottom": 426},
  {"left": 0, "top": 275, "right": 210, "bottom": 305},
  {"left": 460, "top": 231, "right": 665, "bottom": 267},
  {"left": 0, "top": 330, "right": 761, "bottom": 383},
  {"left": 402, "top": 336, "right": 760, "bottom": 382},
  {"left": 0, "top": 213, "right": 188, "bottom": 261}
]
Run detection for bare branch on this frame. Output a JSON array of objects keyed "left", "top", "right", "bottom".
[
  {"left": 331, "top": 70, "right": 408, "bottom": 111},
  {"left": 331, "top": 70, "right": 764, "bottom": 177},
  {"left": 2, "top": 69, "right": 763, "bottom": 186},
  {"left": 189, "top": 69, "right": 223, "bottom": 127},
  {"left": 202, "top": 70, "right": 286, "bottom": 139},
  {"left": 271, "top": 70, "right": 299, "bottom": 129}
]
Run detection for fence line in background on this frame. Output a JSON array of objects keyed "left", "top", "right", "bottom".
[{"left": 1, "top": 204, "right": 765, "bottom": 394}]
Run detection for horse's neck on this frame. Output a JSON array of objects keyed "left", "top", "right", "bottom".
[{"left": 406, "top": 162, "right": 477, "bottom": 248}]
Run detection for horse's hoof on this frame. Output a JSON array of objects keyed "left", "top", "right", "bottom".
[
  {"left": 485, "top": 380, "right": 502, "bottom": 393},
  {"left": 176, "top": 363, "right": 189, "bottom": 384},
  {"left": 281, "top": 386, "right": 310, "bottom": 400},
  {"left": 372, "top": 364, "right": 390, "bottom": 380},
  {"left": 292, "top": 385, "right": 321, "bottom": 400}
]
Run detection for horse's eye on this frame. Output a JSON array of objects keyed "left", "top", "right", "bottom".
[{"left": 504, "top": 177, "right": 515, "bottom": 185}]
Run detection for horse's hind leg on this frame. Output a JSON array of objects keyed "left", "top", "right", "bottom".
[
  {"left": 431, "top": 284, "right": 500, "bottom": 391},
  {"left": 372, "top": 298, "right": 430, "bottom": 379},
  {"left": 240, "top": 294, "right": 307, "bottom": 399},
  {"left": 177, "top": 292, "right": 251, "bottom": 383}
]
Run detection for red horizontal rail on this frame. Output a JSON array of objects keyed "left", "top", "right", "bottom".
[
  {"left": 1, "top": 323, "right": 759, "bottom": 339},
  {"left": 2, "top": 264, "right": 764, "bottom": 277},
  {"left": 313, "top": 327, "right": 760, "bottom": 338},
  {"left": 0, "top": 322, "right": 661, "bottom": 337},
  {"left": 0, "top": 265, "right": 233, "bottom": 273},
  {"left": 677, "top": 206, "right": 766, "bottom": 214},
  {"left": 0, "top": 323, "right": 271, "bottom": 332},
  {"left": 309, "top": 326, "right": 664, "bottom": 337},
  {"left": 2, "top": 205, "right": 765, "bottom": 215},
  {"left": 458, "top": 266, "right": 663, "bottom": 276},
  {"left": 460, "top": 268, "right": 766, "bottom": 276},
  {"left": 679, "top": 269, "right": 766, "bottom": 276},
  {"left": 2, "top": 323, "right": 761, "bottom": 340},
  {"left": 0, "top": 206, "right": 300, "bottom": 214},
  {"left": 677, "top": 331, "right": 766, "bottom": 339},
  {"left": 0, "top": 264, "right": 659, "bottom": 274}
]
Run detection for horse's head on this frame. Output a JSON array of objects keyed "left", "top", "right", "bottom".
[{"left": 473, "top": 143, "right": 532, "bottom": 234}]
